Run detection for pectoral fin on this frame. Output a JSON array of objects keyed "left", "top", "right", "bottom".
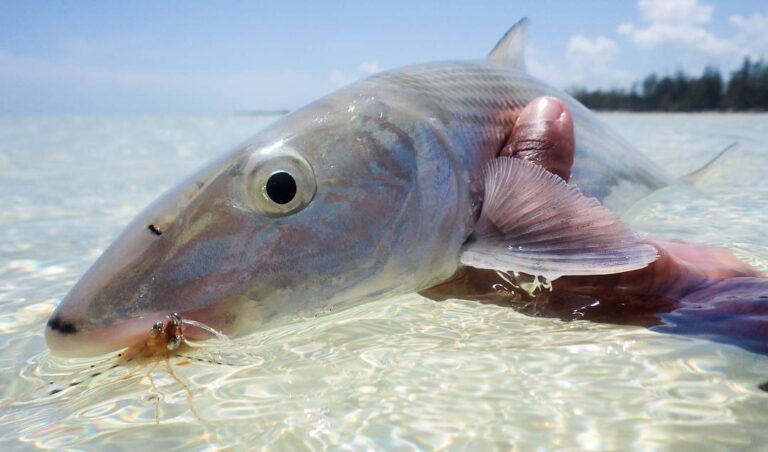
[{"left": 460, "top": 157, "right": 658, "bottom": 280}]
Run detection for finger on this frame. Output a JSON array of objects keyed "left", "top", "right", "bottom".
[{"left": 501, "top": 96, "right": 575, "bottom": 182}]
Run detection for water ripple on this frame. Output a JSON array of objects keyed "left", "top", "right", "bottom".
[{"left": 2, "top": 116, "right": 768, "bottom": 449}]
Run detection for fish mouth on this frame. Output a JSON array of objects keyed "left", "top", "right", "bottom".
[{"left": 45, "top": 305, "right": 235, "bottom": 358}]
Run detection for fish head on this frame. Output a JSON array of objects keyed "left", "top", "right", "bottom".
[{"left": 45, "top": 104, "right": 421, "bottom": 357}]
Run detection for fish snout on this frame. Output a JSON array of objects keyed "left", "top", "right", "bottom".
[
  {"left": 44, "top": 149, "right": 251, "bottom": 357},
  {"left": 45, "top": 309, "right": 171, "bottom": 357},
  {"left": 46, "top": 294, "right": 237, "bottom": 357}
]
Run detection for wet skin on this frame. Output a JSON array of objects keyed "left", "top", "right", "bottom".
[{"left": 425, "top": 97, "right": 768, "bottom": 355}]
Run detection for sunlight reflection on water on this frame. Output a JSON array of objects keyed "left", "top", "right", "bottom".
[{"left": 0, "top": 114, "right": 767, "bottom": 449}]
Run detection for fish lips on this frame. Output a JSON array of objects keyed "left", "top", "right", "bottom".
[{"left": 45, "top": 304, "right": 235, "bottom": 358}]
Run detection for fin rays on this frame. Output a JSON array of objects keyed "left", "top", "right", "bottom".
[{"left": 460, "top": 158, "right": 658, "bottom": 280}]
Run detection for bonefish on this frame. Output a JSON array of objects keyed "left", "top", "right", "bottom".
[{"left": 46, "top": 20, "right": 668, "bottom": 357}]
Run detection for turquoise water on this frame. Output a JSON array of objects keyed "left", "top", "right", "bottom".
[{"left": 0, "top": 113, "right": 767, "bottom": 449}]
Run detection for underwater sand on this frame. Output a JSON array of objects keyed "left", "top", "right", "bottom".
[{"left": 0, "top": 113, "right": 767, "bottom": 450}]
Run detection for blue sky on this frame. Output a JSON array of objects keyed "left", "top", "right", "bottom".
[{"left": 1, "top": 0, "right": 766, "bottom": 115}]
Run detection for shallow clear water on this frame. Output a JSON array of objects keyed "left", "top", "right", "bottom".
[{"left": 1, "top": 113, "right": 767, "bottom": 450}]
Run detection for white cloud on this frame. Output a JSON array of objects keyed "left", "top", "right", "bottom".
[
  {"left": 730, "top": 13, "right": 768, "bottom": 45},
  {"left": 637, "top": 0, "right": 713, "bottom": 25},
  {"left": 521, "top": 3, "right": 766, "bottom": 93},
  {"left": 358, "top": 61, "right": 381, "bottom": 74},
  {"left": 329, "top": 61, "right": 383, "bottom": 87},
  {"left": 528, "top": 38, "right": 633, "bottom": 90},
  {"left": 328, "top": 68, "right": 354, "bottom": 87},
  {"left": 567, "top": 35, "right": 618, "bottom": 65},
  {"left": 618, "top": 0, "right": 739, "bottom": 56},
  {"left": 563, "top": 36, "right": 634, "bottom": 89},
  {"left": 526, "top": 57, "right": 567, "bottom": 87},
  {"left": 0, "top": 47, "right": 328, "bottom": 114},
  {"left": 618, "top": 22, "right": 736, "bottom": 55},
  {"left": 617, "top": 23, "right": 634, "bottom": 36}
]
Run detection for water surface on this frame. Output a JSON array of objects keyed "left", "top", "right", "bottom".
[{"left": 1, "top": 113, "right": 767, "bottom": 450}]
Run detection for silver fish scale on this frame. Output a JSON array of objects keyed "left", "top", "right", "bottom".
[
  {"left": 366, "top": 61, "right": 671, "bottom": 213},
  {"left": 374, "top": 63, "right": 526, "bottom": 124}
]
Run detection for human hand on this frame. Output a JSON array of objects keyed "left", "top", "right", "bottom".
[{"left": 502, "top": 96, "right": 761, "bottom": 298}]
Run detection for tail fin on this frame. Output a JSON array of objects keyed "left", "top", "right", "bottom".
[{"left": 682, "top": 142, "right": 739, "bottom": 184}]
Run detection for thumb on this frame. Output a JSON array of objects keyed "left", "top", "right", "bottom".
[{"left": 501, "top": 96, "right": 575, "bottom": 182}]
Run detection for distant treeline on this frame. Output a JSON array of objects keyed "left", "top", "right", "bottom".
[{"left": 570, "top": 58, "right": 768, "bottom": 112}]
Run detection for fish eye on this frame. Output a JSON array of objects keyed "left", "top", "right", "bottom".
[
  {"left": 243, "top": 148, "right": 316, "bottom": 217},
  {"left": 265, "top": 171, "right": 297, "bottom": 205}
]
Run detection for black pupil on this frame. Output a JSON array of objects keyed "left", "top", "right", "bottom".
[{"left": 265, "top": 171, "right": 297, "bottom": 205}]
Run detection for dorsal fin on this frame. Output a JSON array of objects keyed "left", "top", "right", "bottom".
[{"left": 487, "top": 18, "right": 528, "bottom": 70}]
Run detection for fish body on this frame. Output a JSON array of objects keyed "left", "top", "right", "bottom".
[{"left": 46, "top": 22, "right": 667, "bottom": 357}]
